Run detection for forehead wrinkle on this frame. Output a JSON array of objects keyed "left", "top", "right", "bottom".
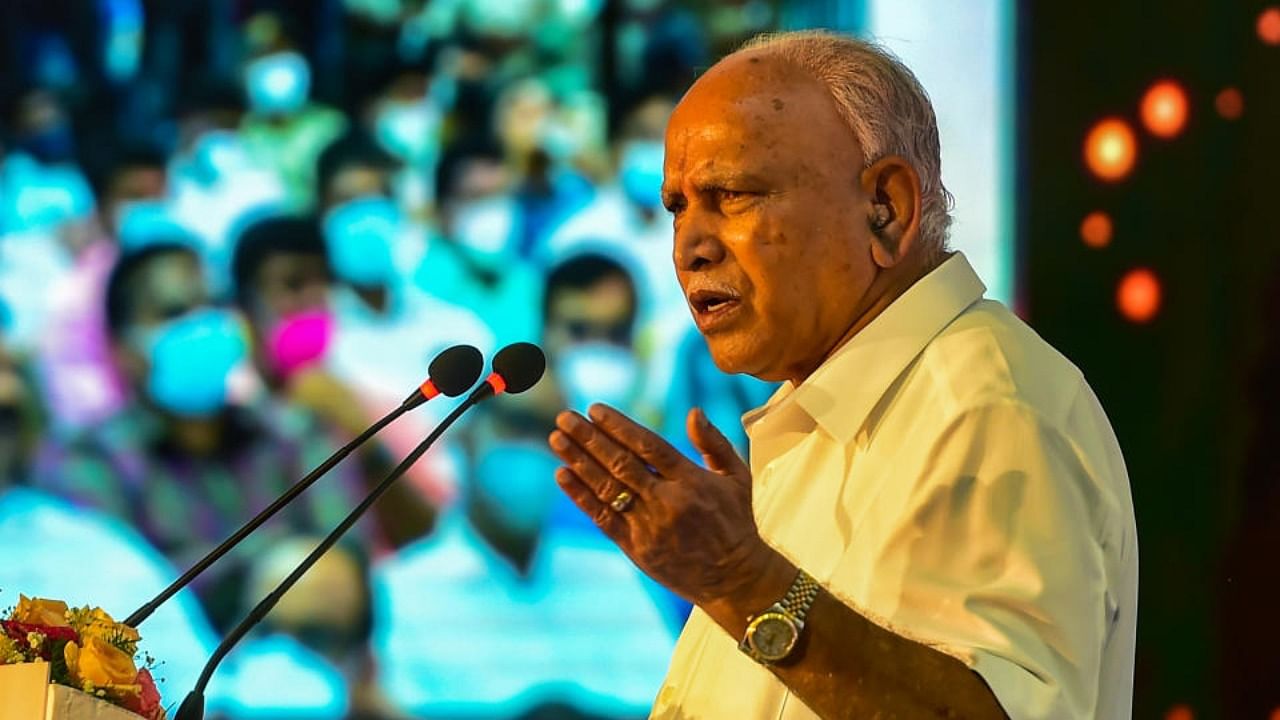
[{"left": 671, "top": 51, "right": 860, "bottom": 169}]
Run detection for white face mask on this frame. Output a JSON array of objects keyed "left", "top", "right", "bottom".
[
  {"left": 186, "top": 130, "right": 251, "bottom": 182},
  {"left": 374, "top": 98, "right": 441, "bottom": 163},
  {"left": 244, "top": 51, "right": 311, "bottom": 116},
  {"left": 554, "top": 341, "right": 641, "bottom": 414},
  {"left": 452, "top": 195, "right": 519, "bottom": 265}
]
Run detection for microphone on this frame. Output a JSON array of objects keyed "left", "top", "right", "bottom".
[
  {"left": 173, "top": 343, "right": 545, "bottom": 720},
  {"left": 123, "top": 344, "right": 484, "bottom": 628}
]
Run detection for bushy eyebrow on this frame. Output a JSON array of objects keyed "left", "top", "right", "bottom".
[{"left": 662, "top": 168, "right": 772, "bottom": 200}]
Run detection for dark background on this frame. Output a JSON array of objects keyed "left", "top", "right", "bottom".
[{"left": 1021, "top": 1, "right": 1280, "bottom": 716}]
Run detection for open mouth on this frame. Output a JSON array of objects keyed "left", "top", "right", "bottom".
[{"left": 687, "top": 285, "right": 744, "bottom": 329}]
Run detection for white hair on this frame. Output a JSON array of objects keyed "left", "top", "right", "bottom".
[{"left": 738, "top": 31, "right": 953, "bottom": 262}]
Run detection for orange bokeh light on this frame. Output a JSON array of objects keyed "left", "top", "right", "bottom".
[
  {"left": 1215, "top": 87, "right": 1244, "bottom": 120},
  {"left": 1118, "top": 268, "right": 1161, "bottom": 323},
  {"left": 1270, "top": 707, "right": 1280, "bottom": 720},
  {"left": 1259, "top": 7, "right": 1280, "bottom": 45},
  {"left": 1080, "top": 211, "right": 1113, "bottom": 248},
  {"left": 1141, "top": 80, "right": 1189, "bottom": 138},
  {"left": 1085, "top": 118, "right": 1138, "bottom": 182},
  {"left": 1164, "top": 704, "right": 1194, "bottom": 720}
]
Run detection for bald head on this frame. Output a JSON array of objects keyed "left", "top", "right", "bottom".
[{"left": 666, "top": 50, "right": 864, "bottom": 187}]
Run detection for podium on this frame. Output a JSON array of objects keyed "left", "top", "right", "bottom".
[{"left": 0, "top": 663, "right": 143, "bottom": 720}]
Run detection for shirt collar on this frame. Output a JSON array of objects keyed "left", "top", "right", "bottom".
[{"left": 745, "top": 252, "right": 987, "bottom": 446}]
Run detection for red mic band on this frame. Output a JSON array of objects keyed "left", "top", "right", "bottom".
[
  {"left": 419, "top": 379, "right": 440, "bottom": 400},
  {"left": 486, "top": 373, "right": 508, "bottom": 396}
]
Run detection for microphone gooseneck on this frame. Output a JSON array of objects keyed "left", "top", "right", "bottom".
[
  {"left": 124, "top": 344, "right": 483, "bottom": 628},
  {"left": 174, "top": 343, "right": 546, "bottom": 720}
]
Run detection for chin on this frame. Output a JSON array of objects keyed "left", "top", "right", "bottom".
[{"left": 704, "top": 334, "right": 772, "bottom": 378}]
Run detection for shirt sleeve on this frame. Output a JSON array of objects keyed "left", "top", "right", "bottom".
[{"left": 877, "top": 400, "right": 1117, "bottom": 720}]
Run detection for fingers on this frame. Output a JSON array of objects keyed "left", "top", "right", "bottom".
[
  {"left": 548, "top": 429, "right": 644, "bottom": 519},
  {"left": 554, "top": 466, "right": 628, "bottom": 539},
  {"left": 551, "top": 410, "right": 657, "bottom": 496},
  {"left": 587, "top": 404, "right": 688, "bottom": 475},
  {"left": 686, "top": 407, "right": 749, "bottom": 476}
]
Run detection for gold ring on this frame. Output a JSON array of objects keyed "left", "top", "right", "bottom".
[{"left": 610, "top": 490, "right": 635, "bottom": 512}]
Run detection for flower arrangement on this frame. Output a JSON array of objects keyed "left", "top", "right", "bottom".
[{"left": 1, "top": 596, "right": 163, "bottom": 720}]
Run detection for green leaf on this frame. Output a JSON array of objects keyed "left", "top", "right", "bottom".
[{"left": 49, "top": 639, "right": 72, "bottom": 686}]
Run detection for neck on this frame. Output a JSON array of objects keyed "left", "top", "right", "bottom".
[
  {"left": 168, "top": 415, "right": 225, "bottom": 457},
  {"left": 355, "top": 285, "right": 390, "bottom": 314},
  {"left": 787, "top": 251, "right": 943, "bottom": 386},
  {"left": 467, "top": 497, "right": 539, "bottom": 576}
]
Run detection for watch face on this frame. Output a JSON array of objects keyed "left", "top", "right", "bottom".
[{"left": 748, "top": 612, "right": 798, "bottom": 661}]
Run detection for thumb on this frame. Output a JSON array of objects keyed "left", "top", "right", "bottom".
[{"left": 687, "top": 407, "right": 749, "bottom": 478}]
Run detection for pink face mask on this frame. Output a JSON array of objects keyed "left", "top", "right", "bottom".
[{"left": 265, "top": 309, "right": 334, "bottom": 379}]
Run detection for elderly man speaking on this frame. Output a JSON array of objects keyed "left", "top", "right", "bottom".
[{"left": 548, "top": 31, "right": 1136, "bottom": 720}]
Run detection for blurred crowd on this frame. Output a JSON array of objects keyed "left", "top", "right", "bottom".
[{"left": 0, "top": 0, "right": 781, "bottom": 718}]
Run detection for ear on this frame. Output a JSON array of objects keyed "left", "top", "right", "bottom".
[{"left": 859, "top": 156, "right": 922, "bottom": 269}]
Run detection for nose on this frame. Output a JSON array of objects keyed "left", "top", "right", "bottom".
[{"left": 673, "top": 209, "right": 726, "bottom": 273}]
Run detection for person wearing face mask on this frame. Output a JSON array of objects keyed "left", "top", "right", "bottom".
[
  {"left": 230, "top": 215, "right": 440, "bottom": 547},
  {"left": 371, "top": 324, "right": 675, "bottom": 720},
  {"left": 237, "top": 17, "right": 347, "bottom": 211},
  {"left": 359, "top": 61, "right": 444, "bottom": 220},
  {"left": 169, "top": 78, "right": 289, "bottom": 289},
  {"left": 34, "top": 242, "right": 369, "bottom": 641},
  {"left": 539, "top": 250, "right": 699, "bottom": 633},
  {"left": 315, "top": 186, "right": 494, "bottom": 505},
  {"left": 423, "top": 149, "right": 543, "bottom": 348},
  {"left": 542, "top": 252, "right": 648, "bottom": 421}
]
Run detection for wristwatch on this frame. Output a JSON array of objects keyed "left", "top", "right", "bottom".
[{"left": 739, "top": 569, "right": 821, "bottom": 665}]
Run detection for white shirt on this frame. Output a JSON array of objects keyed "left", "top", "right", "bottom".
[
  {"left": 329, "top": 282, "right": 495, "bottom": 408},
  {"left": 652, "top": 253, "right": 1138, "bottom": 720},
  {"left": 373, "top": 512, "right": 676, "bottom": 718}
]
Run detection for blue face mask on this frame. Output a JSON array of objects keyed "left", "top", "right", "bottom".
[
  {"left": 323, "top": 196, "right": 400, "bottom": 288},
  {"left": 471, "top": 441, "right": 561, "bottom": 536},
  {"left": 6, "top": 162, "right": 95, "bottom": 233},
  {"left": 130, "top": 308, "right": 247, "bottom": 417},
  {"left": 374, "top": 99, "right": 440, "bottom": 163},
  {"left": 554, "top": 341, "right": 641, "bottom": 414},
  {"left": 115, "top": 200, "right": 194, "bottom": 253},
  {"left": 244, "top": 51, "right": 311, "bottom": 116},
  {"left": 619, "top": 140, "right": 665, "bottom": 211}
]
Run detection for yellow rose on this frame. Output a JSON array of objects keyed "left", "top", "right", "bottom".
[
  {"left": 13, "top": 596, "right": 70, "bottom": 627},
  {"left": 73, "top": 607, "right": 141, "bottom": 645},
  {"left": 63, "top": 636, "right": 139, "bottom": 693}
]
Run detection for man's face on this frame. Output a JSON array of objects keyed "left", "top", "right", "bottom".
[
  {"left": 250, "top": 252, "right": 331, "bottom": 331},
  {"left": 106, "top": 165, "right": 168, "bottom": 233},
  {"left": 129, "top": 253, "right": 208, "bottom": 333},
  {"left": 543, "top": 275, "right": 636, "bottom": 359},
  {"left": 323, "top": 164, "right": 391, "bottom": 211},
  {"left": 663, "top": 52, "right": 877, "bottom": 383},
  {"left": 119, "top": 252, "right": 209, "bottom": 384}
]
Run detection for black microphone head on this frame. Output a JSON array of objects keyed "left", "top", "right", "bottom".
[
  {"left": 430, "top": 345, "right": 484, "bottom": 397},
  {"left": 492, "top": 342, "right": 546, "bottom": 394}
]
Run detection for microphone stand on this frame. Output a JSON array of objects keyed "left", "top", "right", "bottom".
[
  {"left": 173, "top": 388, "right": 493, "bottom": 720},
  {"left": 123, "top": 398, "right": 412, "bottom": 628}
]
